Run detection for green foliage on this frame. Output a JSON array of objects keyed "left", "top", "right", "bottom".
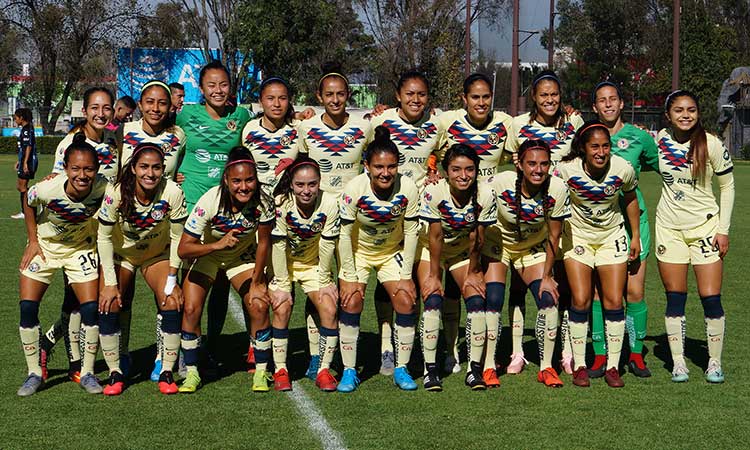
[
  {"left": 134, "top": 2, "right": 201, "bottom": 49},
  {"left": 0, "top": 136, "right": 63, "bottom": 154}
]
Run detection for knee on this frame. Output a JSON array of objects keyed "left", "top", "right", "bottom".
[
  {"left": 249, "top": 299, "right": 269, "bottom": 317},
  {"left": 318, "top": 300, "right": 337, "bottom": 320},
  {"left": 529, "top": 280, "right": 555, "bottom": 309},
  {"left": 273, "top": 301, "right": 292, "bottom": 319},
  {"left": 181, "top": 301, "right": 202, "bottom": 324}
]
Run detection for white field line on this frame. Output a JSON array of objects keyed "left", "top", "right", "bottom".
[{"left": 227, "top": 291, "right": 347, "bottom": 450}]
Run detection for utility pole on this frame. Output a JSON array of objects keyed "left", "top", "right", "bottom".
[
  {"left": 465, "top": 1, "right": 472, "bottom": 76},
  {"left": 548, "top": 0, "right": 555, "bottom": 69},
  {"left": 672, "top": 0, "right": 680, "bottom": 91},
  {"left": 510, "top": 0, "right": 520, "bottom": 115}
]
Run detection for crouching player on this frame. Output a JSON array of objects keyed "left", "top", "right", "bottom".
[
  {"left": 97, "top": 142, "right": 187, "bottom": 395},
  {"left": 269, "top": 156, "right": 340, "bottom": 392},
  {"left": 417, "top": 144, "right": 496, "bottom": 391},
  {"left": 17, "top": 134, "right": 107, "bottom": 396}
]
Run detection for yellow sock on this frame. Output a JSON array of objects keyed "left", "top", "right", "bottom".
[
  {"left": 20, "top": 326, "right": 42, "bottom": 376},
  {"left": 394, "top": 313, "right": 416, "bottom": 368},
  {"left": 162, "top": 332, "right": 180, "bottom": 373},
  {"left": 560, "top": 309, "right": 573, "bottom": 358},
  {"left": 100, "top": 333, "right": 121, "bottom": 374},
  {"left": 665, "top": 316, "right": 686, "bottom": 366},
  {"left": 420, "top": 308, "right": 441, "bottom": 367},
  {"left": 318, "top": 327, "right": 339, "bottom": 371},
  {"left": 81, "top": 324, "right": 99, "bottom": 375},
  {"left": 272, "top": 328, "right": 289, "bottom": 371},
  {"left": 536, "top": 307, "right": 558, "bottom": 370},
  {"left": 339, "top": 313, "right": 360, "bottom": 369},
  {"left": 306, "top": 314, "right": 319, "bottom": 358},
  {"left": 442, "top": 298, "right": 460, "bottom": 360},
  {"left": 68, "top": 311, "right": 81, "bottom": 363},
  {"left": 605, "top": 317, "right": 625, "bottom": 370},
  {"left": 705, "top": 317, "right": 725, "bottom": 365},
  {"left": 483, "top": 311, "right": 500, "bottom": 371},
  {"left": 465, "top": 310, "right": 486, "bottom": 368},
  {"left": 511, "top": 306, "right": 524, "bottom": 355},
  {"left": 568, "top": 308, "right": 588, "bottom": 369}
]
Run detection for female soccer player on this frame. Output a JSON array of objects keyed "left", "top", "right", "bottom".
[
  {"left": 656, "top": 91, "right": 734, "bottom": 383},
  {"left": 417, "top": 144, "right": 496, "bottom": 391},
  {"left": 12, "top": 108, "right": 37, "bottom": 219},
  {"left": 437, "top": 72, "right": 513, "bottom": 377},
  {"left": 369, "top": 70, "right": 442, "bottom": 375},
  {"left": 176, "top": 60, "right": 253, "bottom": 370},
  {"left": 504, "top": 70, "right": 584, "bottom": 375},
  {"left": 177, "top": 147, "right": 274, "bottom": 393},
  {"left": 483, "top": 139, "right": 571, "bottom": 388},
  {"left": 337, "top": 126, "right": 420, "bottom": 393},
  {"left": 97, "top": 142, "right": 187, "bottom": 395},
  {"left": 269, "top": 155, "right": 340, "bottom": 392},
  {"left": 297, "top": 68, "right": 372, "bottom": 194},
  {"left": 17, "top": 133, "right": 107, "bottom": 396},
  {"left": 556, "top": 120, "right": 640, "bottom": 388},
  {"left": 588, "top": 81, "right": 659, "bottom": 378}
]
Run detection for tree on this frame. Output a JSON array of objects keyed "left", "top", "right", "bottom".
[
  {"left": 0, "top": 12, "right": 20, "bottom": 93},
  {"left": 229, "top": 0, "right": 374, "bottom": 102},
  {"left": 3, "top": 0, "right": 140, "bottom": 133},
  {"left": 134, "top": 2, "right": 201, "bottom": 49}
]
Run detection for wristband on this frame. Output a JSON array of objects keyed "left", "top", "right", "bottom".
[{"left": 164, "top": 274, "right": 178, "bottom": 296}]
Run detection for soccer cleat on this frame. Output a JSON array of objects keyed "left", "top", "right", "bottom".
[
  {"left": 103, "top": 371, "right": 125, "bottom": 396},
  {"left": 705, "top": 360, "right": 725, "bottom": 384},
  {"left": 150, "top": 360, "right": 163, "bottom": 382},
  {"left": 561, "top": 355, "right": 574, "bottom": 375},
  {"left": 120, "top": 353, "right": 131, "bottom": 378},
  {"left": 273, "top": 368, "right": 292, "bottom": 392},
  {"left": 305, "top": 355, "right": 320, "bottom": 381},
  {"left": 40, "top": 349, "right": 49, "bottom": 381},
  {"left": 444, "top": 355, "right": 461, "bottom": 375},
  {"left": 179, "top": 370, "right": 202, "bottom": 393},
  {"left": 483, "top": 368, "right": 501, "bottom": 388},
  {"left": 572, "top": 366, "right": 590, "bottom": 387},
  {"left": 465, "top": 362, "right": 487, "bottom": 390},
  {"left": 315, "top": 368, "right": 338, "bottom": 392},
  {"left": 423, "top": 368, "right": 443, "bottom": 392},
  {"left": 246, "top": 345, "right": 256, "bottom": 374},
  {"left": 537, "top": 367, "right": 564, "bottom": 387},
  {"left": 177, "top": 351, "right": 187, "bottom": 379},
  {"left": 252, "top": 369, "right": 272, "bottom": 392},
  {"left": 158, "top": 371, "right": 179, "bottom": 395},
  {"left": 380, "top": 351, "right": 395, "bottom": 376},
  {"left": 10, "top": 212, "right": 25, "bottom": 219},
  {"left": 588, "top": 355, "right": 607, "bottom": 378},
  {"left": 68, "top": 360, "right": 82, "bottom": 383},
  {"left": 671, "top": 362, "right": 690, "bottom": 383},
  {"left": 628, "top": 354, "right": 652, "bottom": 378},
  {"left": 604, "top": 367, "right": 625, "bottom": 388},
  {"left": 393, "top": 367, "right": 418, "bottom": 391},
  {"left": 17, "top": 374, "right": 43, "bottom": 397},
  {"left": 337, "top": 368, "right": 360, "bottom": 393},
  {"left": 506, "top": 353, "right": 528, "bottom": 375},
  {"left": 80, "top": 373, "right": 103, "bottom": 394}
]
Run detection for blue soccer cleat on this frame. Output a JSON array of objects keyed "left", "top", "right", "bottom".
[
  {"left": 393, "top": 367, "right": 417, "bottom": 391},
  {"left": 336, "top": 368, "right": 360, "bottom": 393},
  {"left": 305, "top": 355, "right": 320, "bottom": 381},
  {"left": 150, "top": 360, "right": 163, "bottom": 382}
]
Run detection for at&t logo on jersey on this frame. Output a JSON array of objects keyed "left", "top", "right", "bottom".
[{"left": 195, "top": 149, "right": 211, "bottom": 163}]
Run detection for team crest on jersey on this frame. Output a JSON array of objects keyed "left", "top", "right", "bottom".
[
  {"left": 657, "top": 245, "right": 666, "bottom": 255},
  {"left": 390, "top": 204, "right": 403, "bottom": 216},
  {"left": 617, "top": 138, "right": 629, "bottom": 149},
  {"left": 534, "top": 204, "right": 544, "bottom": 216},
  {"left": 280, "top": 135, "right": 291, "bottom": 146},
  {"left": 487, "top": 132, "right": 500, "bottom": 145},
  {"left": 151, "top": 208, "right": 165, "bottom": 221},
  {"left": 161, "top": 142, "right": 172, "bottom": 153},
  {"left": 604, "top": 185, "right": 616, "bottom": 195},
  {"left": 242, "top": 218, "right": 252, "bottom": 228},
  {"left": 310, "top": 222, "right": 323, "bottom": 233},
  {"left": 417, "top": 128, "right": 428, "bottom": 140},
  {"left": 226, "top": 120, "right": 237, "bottom": 131},
  {"left": 28, "top": 262, "right": 40, "bottom": 273},
  {"left": 343, "top": 135, "right": 355, "bottom": 146},
  {"left": 574, "top": 245, "right": 585, "bottom": 255}
]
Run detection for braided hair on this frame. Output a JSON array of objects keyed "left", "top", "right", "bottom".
[
  {"left": 514, "top": 139, "right": 553, "bottom": 241},
  {"left": 442, "top": 144, "right": 482, "bottom": 252}
]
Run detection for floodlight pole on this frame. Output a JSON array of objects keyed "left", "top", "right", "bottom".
[{"left": 510, "top": 0, "right": 520, "bottom": 116}]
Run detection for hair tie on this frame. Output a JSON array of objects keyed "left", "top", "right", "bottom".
[
  {"left": 226, "top": 159, "right": 256, "bottom": 168},
  {"left": 261, "top": 77, "right": 290, "bottom": 91},
  {"left": 577, "top": 123, "right": 608, "bottom": 135},
  {"left": 524, "top": 145, "right": 549, "bottom": 152},
  {"left": 533, "top": 73, "right": 561, "bottom": 88},
  {"left": 140, "top": 80, "right": 172, "bottom": 97},
  {"left": 318, "top": 72, "right": 349, "bottom": 90},
  {"left": 592, "top": 81, "right": 622, "bottom": 101},
  {"left": 132, "top": 142, "right": 164, "bottom": 159}
]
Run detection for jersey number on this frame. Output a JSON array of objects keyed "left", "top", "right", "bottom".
[
  {"left": 78, "top": 252, "right": 98, "bottom": 275},
  {"left": 698, "top": 237, "right": 714, "bottom": 255},
  {"left": 614, "top": 235, "right": 628, "bottom": 254}
]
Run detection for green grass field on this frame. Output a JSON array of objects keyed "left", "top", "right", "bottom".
[{"left": 1, "top": 155, "right": 748, "bottom": 449}]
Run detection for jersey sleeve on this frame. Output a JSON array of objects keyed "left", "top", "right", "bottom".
[
  {"left": 321, "top": 194, "right": 340, "bottom": 239},
  {"left": 404, "top": 179, "right": 420, "bottom": 220},
  {"left": 52, "top": 139, "right": 67, "bottom": 174},
  {"left": 296, "top": 120, "right": 310, "bottom": 154},
  {"left": 477, "top": 185, "right": 498, "bottom": 225},
  {"left": 419, "top": 184, "right": 441, "bottom": 223},
  {"left": 271, "top": 202, "right": 287, "bottom": 239},
  {"left": 26, "top": 182, "right": 45, "bottom": 209},
  {"left": 183, "top": 194, "right": 212, "bottom": 238},
  {"left": 168, "top": 183, "right": 188, "bottom": 222},
  {"left": 621, "top": 161, "right": 638, "bottom": 192},
  {"left": 505, "top": 116, "right": 522, "bottom": 152},
  {"left": 708, "top": 135, "right": 734, "bottom": 176},
  {"left": 97, "top": 183, "right": 120, "bottom": 225},
  {"left": 339, "top": 182, "right": 359, "bottom": 223},
  {"left": 549, "top": 178, "right": 571, "bottom": 220},
  {"left": 259, "top": 197, "right": 276, "bottom": 225}
]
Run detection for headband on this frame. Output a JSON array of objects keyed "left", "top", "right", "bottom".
[
  {"left": 664, "top": 89, "right": 687, "bottom": 110},
  {"left": 140, "top": 80, "right": 172, "bottom": 97},
  {"left": 274, "top": 157, "right": 320, "bottom": 176},
  {"left": 578, "top": 123, "right": 608, "bottom": 135},
  {"left": 532, "top": 73, "right": 561, "bottom": 88},
  {"left": 523, "top": 145, "right": 549, "bottom": 153},
  {"left": 318, "top": 72, "right": 349, "bottom": 90},
  {"left": 132, "top": 142, "right": 164, "bottom": 159},
  {"left": 226, "top": 159, "right": 256, "bottom": 168},
  {"left": 592, "top": 81, "right": 622, "bottom": 100},
  {"left": 260, "top": 77, "right": 290, "bottom": 91}
]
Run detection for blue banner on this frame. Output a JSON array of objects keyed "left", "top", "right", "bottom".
[{"left": 117, "top": 48, "right": 259, "bottom": 104}]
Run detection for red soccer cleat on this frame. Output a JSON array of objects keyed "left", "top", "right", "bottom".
[
  {"left": 315, "top": 368, "right": 338, "bottom": 392},
  {"left": 273, "top": 368, "right": 292, "bottom": 392}
]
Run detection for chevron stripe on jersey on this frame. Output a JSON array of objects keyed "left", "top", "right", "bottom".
[
  {"left": 436, "top": 200, "right": 474, "bottom": 230},
  {"left": 657, "top": 136, "right": 690, "bottom": 170},
  {"left": 519, "top": 122, "right": 576, "bottom": 152},
  {"left": 284, "top": 211, "right": 327, "bottom": 240},
  {"left": 567, "top": 176, "right": 623, "bottom": 204},
  {"left": 356, "top": 194, "right": 409, "bottom": 224},
  {"left": 126, "top": 199, "right": 170, "bottom": 230},
  {"left": 382, "top": 120, "right": 438, "bottom": 150},
  {"left": 209, "top": 208, "right": 262, "bottom": 236},
  {"left": 46, "top": 199, "right": 97, "bottom": 224},
  {"left": 307, "top": 128, "right": 366, "bottom": 156},
  {"left": 498, "top": 189, "right": 555, "bottom": 223},
  {"left": 447, "top": 122, "right": 507, "bottom": 155},
  {"left": 245, "top": 129, "right": 298, "bottom": 158}
]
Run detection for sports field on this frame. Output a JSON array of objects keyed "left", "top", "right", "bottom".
[{"left": 1, "top": 154, "right": 748, "bottom": 450}]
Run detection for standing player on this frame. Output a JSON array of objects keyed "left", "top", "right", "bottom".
[
  {"left": 176, "top": 60, "right": 253, "bottom": 370},
  {"left": 656, "top": 91, "right": 734, "bottom": 383},
  {"left": 17, "top": 134, "right": 107, "bottom": 396},
  {"left": 504, "top": 70, "right": 584, "bottom": 375},
  {"left": 484, "top": 139, "right": 570, "bottom": 388},
  {"left": 369, "top": 70, "right": 441, "bottom": 375},
  {"left": 97, "top": 142, "right": 187, "bottom": 395},
  {"left": 556, "top": 120, "right": 640, "bottom": 388},
  {"left": 417, "top": 144, "right": 496, "bottom": 391},
  {"left": 437, "top": 72, "right": 513, "bottom": 378},
  {"left": 588, "top": 81, "right": 659, "bottom": 378},
  {"left": 269, "top": 156, "right": 340, "bottom": 392},
  {"left": 337, "top": 127, "right": 420, "bottom": 392},
  {"left": 177, "top": 148, "right": 274, "bottom": 393},
  {"left": 11, "top": 108, "right": 38, "bottom": 219}
]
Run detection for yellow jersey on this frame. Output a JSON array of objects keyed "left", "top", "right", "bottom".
[{"left": 121, "top": 120, "right": 185, "bottom": 178}]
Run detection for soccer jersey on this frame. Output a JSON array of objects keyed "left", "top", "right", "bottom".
[
  {"left": 490, "top": 171, "right": 571, "bottom": 251},
  {"left": 655, "top": 129, "right": 734, "bottom": 231},
  {"left": 298, "top": 113, "right": 372, "bottom": 194},
  {"left": 176, "top": 104, "right": 252, "bottom": 208},
  {"left": 555, "top": 154, "right": 637, "bottom": 234},
  {"left": 242, "top": 118, "right": 301, "bottom": 195},
  {"left": 27, "top": 174, "right": 108, "bottom": 255},
  {"left": 437, "top": 109, "right": 513, "bottom": 180},
  {"left": 98, "top": 179, "right": 187, "bottom": 262},
  {"left": 17, "top": 124, "right": 38, "bottom": 175},
  {"left": 53, "top": 132, "right": 119, "bottom": 181},
  {"left": 370, "top": 108, "right": 440, "bottom": 188},
  {"left": 121, "top": 120, "right": 186, "bottom": 178},
  {"left": 419, "top": 179, "right": 497, "bottom": 261},
  {"left": 340, "top": 173, "right": 420, "bottom": 257},
  {"left": 183, "top": 186, "right": 275, "bottom": 260},
  {"left": 507, "top": 112, "right": 584, "bottom": 164},
  {"left": 611, "top": 123, "right": 658, "bottom": 215},
  {"left": 272, "top": 192, "right": 340, "bottom": 264}
]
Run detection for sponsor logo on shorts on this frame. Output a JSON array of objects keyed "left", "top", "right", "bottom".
[
  {"left": 657, "top": 244, "right": 666, "bottom": 255},
  {"left": 28, "top": 262, "right": 40, "bottom": 273},
  {"left": 574, "top": 245, "right": 585, "bottom": 255}
]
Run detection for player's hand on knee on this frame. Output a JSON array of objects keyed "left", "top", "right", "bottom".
[{"left": 99, "top": 285, "right": 121, "bottom": 314}]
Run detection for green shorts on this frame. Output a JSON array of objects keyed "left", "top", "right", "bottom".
[{"left": 625, "top": 212, "right": 650, "bottom": 261}]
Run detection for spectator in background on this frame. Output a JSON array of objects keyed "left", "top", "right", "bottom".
[
  {"left": 169, "top": 82, "right": 185, "bottom": 113},
  {"left": 109, "top": 95, "right": 137, "bottom": 129},
  {"left": 11, "top": 108, "right": 38, "bottom": 219}
]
